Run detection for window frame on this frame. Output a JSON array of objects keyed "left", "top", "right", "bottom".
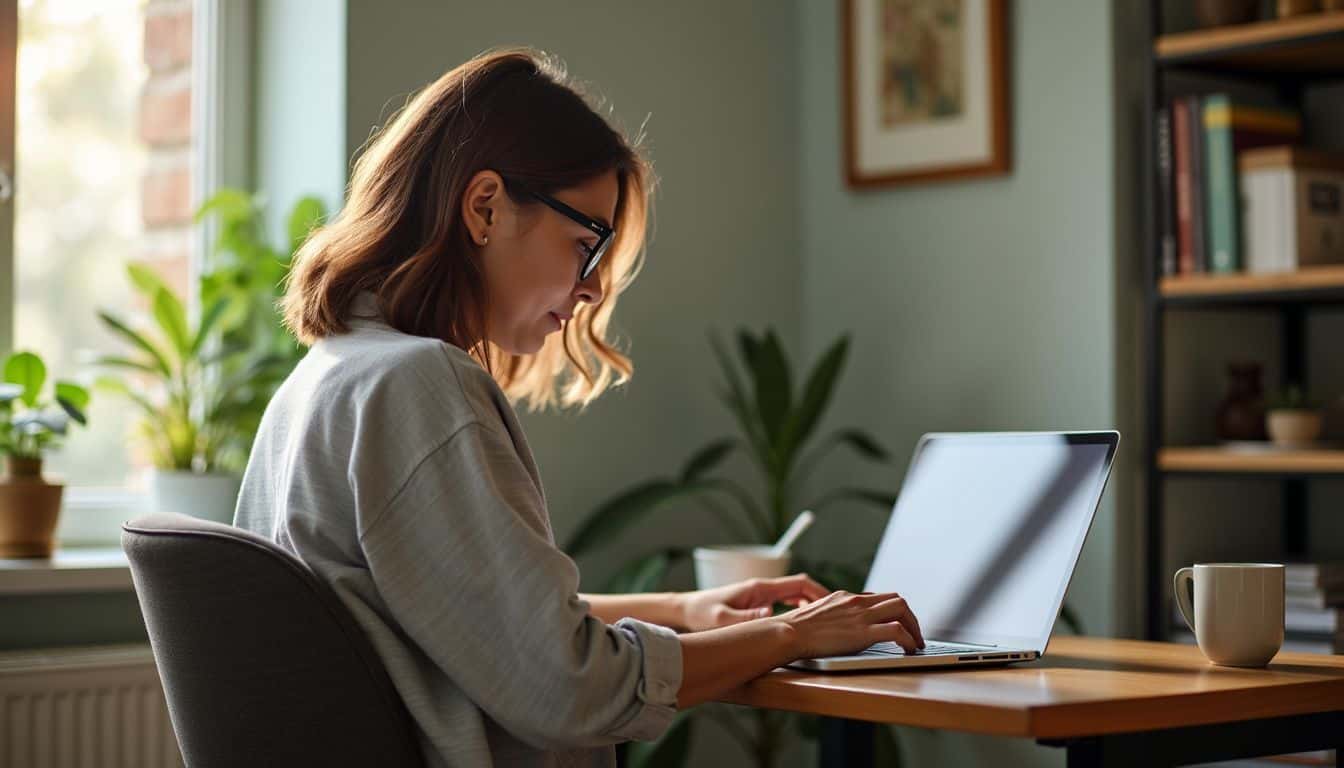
[{"left": 0, "top": 0, "right": 253, "bottom": 546}]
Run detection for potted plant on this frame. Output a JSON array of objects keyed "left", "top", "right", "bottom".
[
  {"left": 196, "top": 188, "right": 326, "bottom": 384},
  {"left": 1266, "top": 385, "right": 1323, "bottom": 448},
  {"left": 94, "top": 190, "right": 325, "bottom": 523},
  {"left": 0, "top": 351, "right": 90, "bottom": 557},
  {"left": 571, "top": 329, "right": 1088, "bottom": 767},
  {"left": 568, "top": 329, "right": 902, "bottom": 766},
  {"left": 95, "top": 265, "right": 288, "bottom": 523}
]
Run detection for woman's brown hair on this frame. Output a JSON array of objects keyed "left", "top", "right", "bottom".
[{"left": 283, "top": 47, "right": 652, "bottom": 410}]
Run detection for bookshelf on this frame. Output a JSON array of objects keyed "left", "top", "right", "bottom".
[
  {"left": 1160, "top": 265, "right": 1344, "bottom": 304},
  {"left": 1142, "top": 4, "right": 1344, "bottom": 661},
  {"left": 1155, "top": 12, "right": 1344, "bottom": 72},
  {"left": 1159, "top": 447, "right": 1344, "bottom": 474}
]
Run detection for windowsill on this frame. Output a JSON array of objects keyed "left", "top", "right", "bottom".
[{"left": 0, "top": 548, "right": 132, "bottom": 595}]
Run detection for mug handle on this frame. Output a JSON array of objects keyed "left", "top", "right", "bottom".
[{"left": 1172, "top": 566, "right": 1196, "bottom": 634}]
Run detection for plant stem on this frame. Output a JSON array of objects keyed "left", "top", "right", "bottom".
[{"left": 707, "top": 479, "right": 774, "bottom": 542}]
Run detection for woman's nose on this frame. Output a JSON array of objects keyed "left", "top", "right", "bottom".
[{"left": 575, "top": 269, "right": 604, "bottom": 305}]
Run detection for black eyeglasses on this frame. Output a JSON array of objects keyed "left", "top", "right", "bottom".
[{"left": 509, "top": 184, "right": 614, "bottom": 281}]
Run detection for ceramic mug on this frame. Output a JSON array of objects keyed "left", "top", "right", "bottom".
[
  {"left": 692, "top": 546, "right": 790, "bottom": 589},
  {"left": 1173, "top": 563, "right": 1284, "bottom": 667}
]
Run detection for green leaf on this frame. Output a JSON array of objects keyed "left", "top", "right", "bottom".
[
  {"left": 834, "top": 428, "right": 890, "bottom": 462},
  {"left": 126, "top": 262, "right": 172, "bottom": 299},
  {"left": 709, "top": 331, "right": 770, "bottom": 465},
  {"left": 679, "top": 438, "right": 737, "bottom": 483},
  {"left": 751, "top": 330, "right": 792, "bottom": 451},
  {"left": 602, "top": 549, "right": 686, "bottom": 594},
  {"left": 735, "top": 329, "right": 762, "bottom": 380},
  {"left": 55, "top": 382, "right": 90, "bottom": 425},
  {"left": 191, "top": 296, "right": 232, "bottom": 356},
  {"left": 97, "top": 310, "right": 173, "bottom": 378},
  {"left": 3, "top": 352, "right": 46, "bottom": 408},
  {"left": 152, "top": 286, "right": 191, "bottom": 360},
  {"left": 287, "top": 196, "right": 326, "bottom": 253},
  {"left": 1058, "top": 602, "right": 1086, "bottom": 634},
  {"left": 566, "top": 480, "right": 687, "bottom": 557},
  {"left": 94, "top": 375, "right": 161, "bottom": 418},
  {"left": 194, "top": 187, "right": 254, "bottom": 225},
  {"left": 627, "top": 711, "right": 692, "bottom": 768},
  {"left": 92, "top": 355, "right": 160, "bottom": 375},
  {"left": 779, "top": 336, "right": 849, "bottom": 467}
]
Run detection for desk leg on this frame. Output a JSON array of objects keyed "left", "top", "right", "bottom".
[
  {"left": 1039, "top": 711, "right": 1344, "bottom": 768},
  {"left": 819, "top": 717, "right": 873, "bottom": 768}
]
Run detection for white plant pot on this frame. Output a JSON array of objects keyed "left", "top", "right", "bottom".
[
  {"left": 692, "top": 546, "right": 790, "bottom": 590},
  {"left": 1266, "top": 409, "right": 1322, "bottom": 448},
  {"left": 150, "top": 469, "right": 242, "bottom": 524}
]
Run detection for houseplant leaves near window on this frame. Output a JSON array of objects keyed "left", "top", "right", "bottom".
[
  {"left": 0, "top": 351, "right": 89, "bottom": 556},
  {"left": 568, "top": 329, "right": 901, "bottom": 767},
  {"left": 94, "top": 190, "right": 325, "bottom": 522}
]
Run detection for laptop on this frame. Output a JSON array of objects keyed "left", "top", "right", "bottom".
[{"left": 791, "top": 430, "right": 1120, "bottom": 672}]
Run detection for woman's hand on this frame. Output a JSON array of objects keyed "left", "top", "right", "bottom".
[
  {"left": 679, "top": 573, "right": 830, "bottom": 631},
  {"left": 778, "top": 589, "right": 925, "bottom": 657}
]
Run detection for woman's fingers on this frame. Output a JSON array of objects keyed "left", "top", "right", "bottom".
[
  {"left": 758, "top": 573, "right": 830, "bottom": 603},
  {"left": 867, "top": 594, "right": 925, "bottom": 647},
  {"left": 872, "top": 620, "right": 920, "bottom": 654}
]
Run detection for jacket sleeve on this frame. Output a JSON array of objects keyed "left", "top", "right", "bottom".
[{"left": 358, "top": 420, "right": 683, "bottom": 749}]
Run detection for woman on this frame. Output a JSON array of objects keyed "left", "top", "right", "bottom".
[{"left": 235, "top": 47, "right": 922, "bottom": 767}]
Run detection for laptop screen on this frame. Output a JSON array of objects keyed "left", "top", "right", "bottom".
[{"left": 863, "top": 432, "right": 1118, "bottom": 652}]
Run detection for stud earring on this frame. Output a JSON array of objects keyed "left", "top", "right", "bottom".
[{"left": 480, "top": 235, "right": 489, "bottom": 245}]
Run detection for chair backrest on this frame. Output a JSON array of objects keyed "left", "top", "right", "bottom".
[{"left": 122, "top": 512, "right": 424, "bottom": 768}]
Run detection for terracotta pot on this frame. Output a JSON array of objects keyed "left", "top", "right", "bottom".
[
  {"left": 1266, "top": 409, "right": 1323, "bottom": 447},
  {"left": 0, "top": 456, "right": 64, "bottom": 558},
  {"left": 1194, "top": 0, "right": 1261, "bottom": 26}
]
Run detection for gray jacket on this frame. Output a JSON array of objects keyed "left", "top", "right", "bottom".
[{"left": 234, "top": 294, "right": 683, "bottom": 767}]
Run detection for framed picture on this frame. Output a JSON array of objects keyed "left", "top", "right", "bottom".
[{"left": 843, "top": 0, "right": 1010, "bottom": 188}]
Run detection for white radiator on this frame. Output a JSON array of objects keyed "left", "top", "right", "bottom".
[{"left": 0, "top": 644, "right": 181, "bottom": 768}]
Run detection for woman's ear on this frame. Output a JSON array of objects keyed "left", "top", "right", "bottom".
[{"left": 461, "top": 170, "right": 505, "bottom": 245}]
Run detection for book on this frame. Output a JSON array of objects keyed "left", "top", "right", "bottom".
[
  {"left": 1201, "top": 95, "right": 1302, "bottom": 273},
  {"left": 1172, "top": 98, "right": 1196, "bottom": 275},
  {"left": 1286, "top": 606, "right": 1339, "bottom": 635},
  {"left": 1286, "top": 561, "right": 1344, "bottom": 590},
  {"left": 1156, "top": 107, "right": 1177, "bottom": 276},
  {"left": 1241, "top": 147, "right": 1344, "bottom": 273},
  {"left": 1189, "top": 95, "right": 1208, "bottom": 273}
]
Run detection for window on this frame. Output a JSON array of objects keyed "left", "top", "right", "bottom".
[{"left": 1, "top": 0, "right": 248, "bottom": 541}]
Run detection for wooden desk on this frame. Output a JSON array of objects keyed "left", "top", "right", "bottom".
[{"left": 719, "top": 637, "right": 1344, "bottom": 767}]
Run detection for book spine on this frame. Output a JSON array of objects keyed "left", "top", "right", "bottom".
[
  {"left": 1156, "top": 108, "right": 1177, "bottom": 276},
  {"left": 1203, "top": 95, "right": 1240, "bottom": 272},
  {"left": 1188, "top": 95, "right": 1208, "bottom": 273},
  {"left": 1173, "top": 99, "right": 1194, "bottom": 275}
]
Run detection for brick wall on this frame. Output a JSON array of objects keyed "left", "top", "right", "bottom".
[{"left": 138, "top": 0, "right": 193, "bottom": 302}]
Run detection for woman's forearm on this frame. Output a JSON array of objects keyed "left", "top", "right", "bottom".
[
  {"left": 581, "top": 592, "right": 686, "bottom": 630},
  {"left": 676, "top": 618, "right": 797, "bottom": 707}
]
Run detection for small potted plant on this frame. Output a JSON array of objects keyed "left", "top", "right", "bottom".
[
  {"left": 96, "top": 265, "right": 290, "bottom": 523},
  {"left": 0, "top": 351, "right": 90, "bottom": 557},
  {"left": 1265, "top": 385, "right": 1323, "bottom": 448}
]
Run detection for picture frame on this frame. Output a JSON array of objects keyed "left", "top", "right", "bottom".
[{"left": 843, "top": 0, "right": 1011, "bottom": 188}]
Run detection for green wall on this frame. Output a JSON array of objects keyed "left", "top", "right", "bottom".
[
  {"left": 5, "top": 2, "right": 1143, "bottom": 765},
  {"left": 337, "top": 0, "right": 804, "bottom": 584},
  {"left": 793, "top": 1, "right": 1138, "bottom": 765}
]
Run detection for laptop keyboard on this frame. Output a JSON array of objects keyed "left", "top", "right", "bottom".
[{"left": 859, "top": 640, "right": 986, "bottom": 657}]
